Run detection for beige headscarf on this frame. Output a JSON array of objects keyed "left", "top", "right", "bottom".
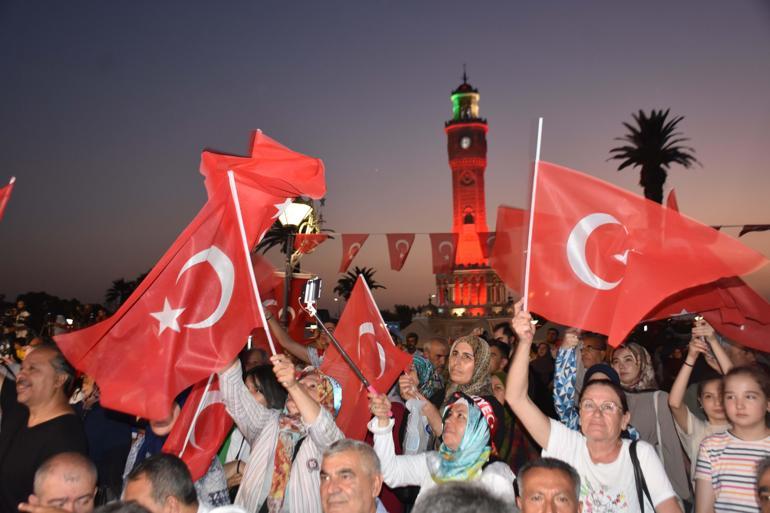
[
  {"left": 443, "top": 335, "right": 492, "bottom": 405},
  {"left": 616, "top": 342, "right": 658, "bottom": 391}
]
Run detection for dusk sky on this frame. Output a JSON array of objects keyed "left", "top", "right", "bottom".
[{"left": 1, "top": 0, "right": 769, "bottom": 313}]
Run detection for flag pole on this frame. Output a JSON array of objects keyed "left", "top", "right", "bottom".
[
  {"left": 178, "top": 373, "right": 215, "bottom": 457},
  {"left": 227, "top": 170, "right": 278, "bottom": 355},
  {"left": 522, "top": 117, "right": 543, "bottom": 312}
]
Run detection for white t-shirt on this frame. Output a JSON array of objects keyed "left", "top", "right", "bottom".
[{"left": 543, "top": 419, "right": 677, "bottom": 513}]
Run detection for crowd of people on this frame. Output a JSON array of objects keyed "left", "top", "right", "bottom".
[{"left": 1, "top": 297, "right": 769, "bottom": 513}]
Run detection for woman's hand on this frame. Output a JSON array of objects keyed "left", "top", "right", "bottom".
[
  {"left": 511, "top": 299, "right": 535, "bottom": 343},
  {"left": 398, "top": 371, "right": 418, "bottom": 401},
  {"left": 368, "top": 391, "right": 392, "bottom": 427},
  {"left": 562, "top": 329, "right": 580, "bottom": 350},
  {"left": 271, "top": 354, "right": 297, "bottom": 390},
  {"left": 692, "top": 318, "right": 717, "bottom": 344}
]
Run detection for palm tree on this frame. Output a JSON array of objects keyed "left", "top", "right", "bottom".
[
  {"left": 334, "top": 266, "right": 386, "bottom": 301},
  {"left": 105, "top": 278, "right": 134, "bottom": 307},
  {"left": 609, "top": 109, "right": 699, "bottom": 203}
]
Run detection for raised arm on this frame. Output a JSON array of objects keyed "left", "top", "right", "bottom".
[
  {"left": 218, "top": 359, "right": 275, "bottom": 443},
  {"left": 266, "top": 313, "right": 312, "bottom": 364},
  {"left": 398, "top": 372, "right": 443, "bottom": 435},
  {"left": 668, "top": 338, "right": 707, "bottom": 430},
  {"left": 693, "top": 318, "right": 733, "bottom": 374},
  {"left": 271, "top": 354, "right": 320, "bottom": 424},
  {"left": 504, "top": 300, "right": 551, "bottom": 448},
  {"left": 553, "top": 330, "right": 580, "bottom": 430}
]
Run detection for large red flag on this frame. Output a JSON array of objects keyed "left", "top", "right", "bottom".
[
  {"left": 527, "top": 162, "right": 767, "bottom": 346},
  {"left": 339, "top": 234, "right": 369, "bottom": 273},
  {"left": 386, "top": 233, "right": 415, "bottom": 271},
  {"left": 666, "top": 189, "right": 679, "bottom": 211},
  {"left": 0, "top": 177, "right": 15, "bottom": 222},
  {"left": 200, "top": 130, "right": 326, "bottom": 247},
  {"left": 488, "top": 206, "right": 527, "bottom": 295},
  {"left": 321, "top": 276, "right": 412, "bottom": 439},
  {"left": 429, "top": 233, "right": 458, "bottom": 274},
  {"left": 56, "top": 179, "right": 267, "bottom": 420},
  {"left": 163, "top": 376, "right": 233, "bottom": 481}
]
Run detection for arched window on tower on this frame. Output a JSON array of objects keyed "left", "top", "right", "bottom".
[{"left": 463, "top": 208, "right": 475, "bottom": 224}]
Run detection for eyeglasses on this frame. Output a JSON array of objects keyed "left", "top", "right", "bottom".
[
  {"left": 580, "top": 400, "right": 621, "bottom": 415},
  {"left": 581, "top": 345, "right": 604, "bottom": 353}
]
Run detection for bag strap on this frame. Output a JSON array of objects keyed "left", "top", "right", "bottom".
[
  {"left": 630, "top": 440, "right": 654, "bottom": 512},
  {"left": 653, "top": 390, "right": 664, "bottom": 463}
]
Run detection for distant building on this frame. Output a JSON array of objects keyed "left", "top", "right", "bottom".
[{"left": 434, "top": 73, "right": 510, "bottom": 318}]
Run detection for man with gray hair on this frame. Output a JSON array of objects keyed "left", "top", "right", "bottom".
[
  {"left": 18, "top": 452, "right": 97, "bottom": 513},
  {"left": 320, "top": 439, "right": 386, "bottom": 513},
  {"left": 516, "top": 457, "right": 582, "bottom": 513},
  {"left": 411, "top": 482, "right": 507, "bottom": 513}
]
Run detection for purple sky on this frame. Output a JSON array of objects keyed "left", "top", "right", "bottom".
[{"left": 1, "top": 0, "right": 769, "bottom": 312}]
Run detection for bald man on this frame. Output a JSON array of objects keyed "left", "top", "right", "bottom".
[{"left": 19, "top": 452, "right": 97, "bottom": 513}]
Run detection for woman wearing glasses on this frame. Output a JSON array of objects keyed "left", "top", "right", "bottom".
[{"left": 505, "top": 301, "right": 682, "bottom": 513}]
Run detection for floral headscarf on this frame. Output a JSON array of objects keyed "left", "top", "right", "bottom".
[
  {"left": 615, "top": 342, "right": 658, "bottom": 391},
  {"left": 428, "top": 392, "right": 494, "bottom": 483},
  {"left": 443, "top": 335, "right": 492, "bottom": 405},
  {"left": 266, "top": 367, "right": 341, "bottom": 513},
  {"left": 412, "top": 353, "right": 443, "bottom": 399}
]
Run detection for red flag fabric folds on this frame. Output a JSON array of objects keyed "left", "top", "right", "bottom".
[
  {"left": 163, "top": 376, "right": 233, "bottom": 481},
  {"left": 527, "top": 162, "right": 767, "bottom": 346},
  {"left": 429, "top": 233, "right": 458, "bottom": 274},
  {"left": 666, "top": 189, "right": 679, "bottom": 212},
  {"left": 0, "top": 177, "right": 15, "bottom": 222},
  {"left": 200, "top": 130, "right": 326, "bottom": 247},
  {"left": 339, "top": 234, "right": 369, "bottom": 273},
  {"left": 488, "top": 206, "right": 527, "bottom": 295},
  {"left": 56, "top": 180, "right": 265, "bottom": 420},
  {"left": 294, "top": 233, "right": 329, "bottom": 255},
  {"left": 321, "top": 276, "right": 412, "bottom": 439},
  {"left": 386, "top": 233, "right": 415, "bottom": 271}
]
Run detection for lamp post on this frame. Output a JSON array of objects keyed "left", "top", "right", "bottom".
[{"left": 277, "top": 201, "right": 313, "bottom": 327}]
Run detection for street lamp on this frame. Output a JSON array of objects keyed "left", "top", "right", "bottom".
[{"left": 277, "top": 201, "right": 313, "bottom": 326}]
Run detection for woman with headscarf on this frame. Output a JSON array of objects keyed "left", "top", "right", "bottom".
[
  {"left": 122, "top": 389, "right": 229, "bottom": 507},
  {"left": 400, "top": 335, "right": 505, "bottom": 450},
  {"left": 368, "top": 390, "right": 515, "bottom": 506},
  {"left": 612, "top": 342, "right": 692, "bottom": 506},
  {"left": 506, "top": 301, "right": 682, "bottom": 513},
  {"left": 218, "top": 353, "right": 344, "bottom": 513},
  {"left": 401, "top": 354, "right": 443, "bottom": 455}
]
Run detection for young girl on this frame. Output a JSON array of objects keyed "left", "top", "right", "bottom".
[
  {"left": 668, "top": 319, "right": 732, "bottom": 484},
  {"left": 695, "top": 366, "right": 770, "bottom": 513}
]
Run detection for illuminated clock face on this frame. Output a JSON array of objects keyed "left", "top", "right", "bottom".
[
  {"left": 460, "top": 172, "right": 475, "bottom": 186},
  {"left": 460, "top": 136, "right": 471, "bottom": 149}
]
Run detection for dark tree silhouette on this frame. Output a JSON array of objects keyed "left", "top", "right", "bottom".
[
  {"left": 254, "top": 222, "right": 297, "bottom": 255},
  {"left": 105, "top": 270, "right": 149, "bottom": 308},
  {"left": 609, "top": 109, "right": 699, "bottom": 203},
  {"left": 334, "top": 266, "right": 385, "bottom": 301}
]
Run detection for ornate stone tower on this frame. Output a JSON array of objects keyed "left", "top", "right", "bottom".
[{"left": 435, "top": 72, "right": 508, "bottom": 317}]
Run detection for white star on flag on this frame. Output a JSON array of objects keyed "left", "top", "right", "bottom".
[
  {"left": 151, "top": 298, "right": 186, "bottom": 334},
  {"left": 272, "top": 198, "right": 294, "bottom": 219}
]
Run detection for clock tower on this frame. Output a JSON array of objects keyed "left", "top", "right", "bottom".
[
  {"left": 446, "top": 73, "right": 489, "bottom": 266},
  {"left": 435, "top": 72, "right": 508, "bottom": 317}
]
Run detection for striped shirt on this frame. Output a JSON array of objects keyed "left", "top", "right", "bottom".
[
  {"left": 219, "top": 361, "right": 343, "bottom": 513},
  {"left": 695, "top": 431, "right": 770, "bottom": 513}
]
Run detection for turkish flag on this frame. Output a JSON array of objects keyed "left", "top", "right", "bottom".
[
  {"left": 0, "top": 177, "right": 15, "bottom": 222},
  {"left": 478, "top": 232, "right": 497, "bottom": 260},
  {"left": 163, "top": 376, "right": 233, "bottom": 481},
  {"left": 527, "top": 162, "right": 767, "bottom": 346},
  {"left": 294, "top": 233, "right": 329, "bottom": 255},
  {"left": 264, "top": 272, "right": 312, "bottom": 342},
  {"left": 339, "top": 234, "right": 369, "bottom": 273},
  {"left": 200, "top": 130, "right": 326, "bottom": 247},
  {"left": 56, "top": 180, "right": 266, "bottom": 420},
  {"left": 488, "top": 206, "right": 527, "bottom": 295},
  {"left": 386, "top": 233, "right": 415, "bottom": 271},
  {"left": 702, "top": 311, "right": 769, "bottom": 353},
  {"left": 666, "top": 189, "right": 679, "bottom": 211},
  {"left": 321, "top": 276, "right": 412, "bottom": 439},
  {"left": 429, "top": 233, "right": 458, "bottom": 274}
]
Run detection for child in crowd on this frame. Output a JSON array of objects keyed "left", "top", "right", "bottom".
[{"left": 695, "top": 366, "right": 770, "bottom": 513}]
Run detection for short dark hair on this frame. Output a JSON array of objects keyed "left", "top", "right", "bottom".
[
  {"left": 243, "top": 364, "right": 288, "bottom": 410},
  {"left": 493, "top": 322, "right": 515, "bottom": 339},
  {"left": 547, "top": 327, "right": 559, "bottom": 335},
  {"left": 488, "top": 339, "right": 511, "bottom": 358},
  {"left": 126, "top": 454, "right": 197, "bottom": 507},
  {"left": 411, "top": 481, "right": 507, "bottom": 513},
  {"left": 517, "top": 457, "right": 581, "bottom": 501},
  {"left": 406, "top": 332, "right": 419, "bottom": 342},
  {"left": 94, "top": 501, "right": 152, "bottom": 513},
  {"left": 34, "top": 341, "right": 77, "bottom": 396},
  {"left": 581, "top": 332, "right": 608, "bottom": 351},
  {"left": 578, "top": 379, "right": 629, "bottom": 414}
]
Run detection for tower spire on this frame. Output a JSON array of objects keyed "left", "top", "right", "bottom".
[{"left": 462, "top": 63, "right": 468, "bottom": 84}]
